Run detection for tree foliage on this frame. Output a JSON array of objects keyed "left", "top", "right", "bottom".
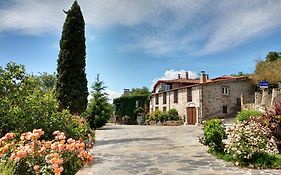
[
  {"left": 130, "top": 87, "right": 150, "bottom": 96},
  {"left": 85, "top": 75, "right": 113, "bottom": 129},
  {"left": 254, "top": 52, "right": 281, "bottom": 85},
  {"left": 56, "top": 1, "right": 88, "bottom": 115},
  {"left": 265, "top": 52, "right": 281, "bottom": 62},
  {"left": 0, "top": 62, "right": 93, "bottom": 140},
  {"left": 33, "top": 72, "right": 56, "bottom": 92}
]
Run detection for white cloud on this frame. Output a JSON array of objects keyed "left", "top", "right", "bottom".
[
  {"left": 0, "top": 0, "right": 281, "bottom": 54},
  {"left": 199, "top": 0, "right": 281, "bottom": 54},
  {"left": 106, "top": 90, "right": 122, "bottom": 103},
  {"left": 159, "top": 69, "right": 197, "bottom": 80},
  {"left": 87, "top": 89, "right": 122, "bottom": 103}
]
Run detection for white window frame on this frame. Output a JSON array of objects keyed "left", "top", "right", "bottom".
[{"left": 222, "top": 87, "right": 229, "bottom": 95}]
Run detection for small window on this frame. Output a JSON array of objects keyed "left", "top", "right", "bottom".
[
  {"left": 236, "top": 98, "right": 241, "bottom": 105},
  {"left": 187, "top": 88, "right": 192, "bottom": 102},
  {"left": 223, "top": 106, "right": 227, "bottom": 114},
  {"left": 163, "top": 107, "right": 167, "bottom": 112},
  {"left": 163, "top": 92, "right": 167, "bottom": 104},
  {"left": 155, "top": 94, "right": 159, "bottom": 105},
  {"left": 222, "top": 87, "right": 229, "bottom": 95},
  {"left": 174, "top": 90, "right": 178, "bottom": 103}
]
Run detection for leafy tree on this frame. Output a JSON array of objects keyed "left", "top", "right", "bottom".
[
  {"left": 85, "top": 75, "right": 113, "bottom": 129},
  {"left": 56, "top": 1, "right": 88, "bottom": 115},
  {"left": 265, "top": 52, "right": 281, "bottom": 62},
  {"left": 230, "top": 72, "right": 247, "bottom": 77},
  {"left": 254, "top": 53, "right": 281, "bottom": 85},
  {"left": 0, "top": 62, "right": 93, "bottom": 140},
  {"left": 33, "top": 72, "right": 56, "bottom": 92},
  {"left": 130, "top": 87, "right": 150, "bottom": 96}
]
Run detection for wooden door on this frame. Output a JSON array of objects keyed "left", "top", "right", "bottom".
[{"left": 187, "top": 107, "right": 196, "bottom": 125}]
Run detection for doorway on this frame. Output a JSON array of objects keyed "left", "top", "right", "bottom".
[{"left": 187, "top": 107, "right": 197, "bottom": 125}]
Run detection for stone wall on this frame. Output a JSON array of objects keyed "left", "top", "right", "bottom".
[
  {"left": 202, "top": 80, "right": 254, "bottom": 120},
  {"left": 242, "top": 87, "right": 281, "bottom": 111}
]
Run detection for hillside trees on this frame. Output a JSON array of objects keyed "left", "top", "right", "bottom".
[{"left": 254, "top": 52, "right": 281, "bottom": 85}]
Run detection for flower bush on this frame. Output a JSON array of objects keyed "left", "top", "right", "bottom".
[
  {"left": 224, "top": 118, "right": 279, "bottom": 163},
  {"left": 0, "top": 129, "right": 93, "bottom": 175},
  {"left": 199, "top": 118, "right": 227, "bottom": 152}
]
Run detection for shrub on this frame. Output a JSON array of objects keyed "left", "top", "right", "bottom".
[
  {"left": 252, "top": 114, "right": 281, "bottom": 152},
  {"left": 167, "top": 109, "right": 179, "bottom": 120},
  {"left": 199, "top": 118, "right": 227, "bottom": 152},
  {"left": 0, "top": 129, "right": 93, "bottom": 175},
  {"left": 122, "top": 116, "right": 130, "bottom": 124},
  {"left": 0, "top": 62, "right": 94, "bottom": 141},
  {"left": 236, "top": 110, "right": 262, "bottom": 121},
  {"left": 149, "top": 110, "right": 161, "bottom": 122},
  {"left": 224, "top": 118, "right": 278, "bottom": 163},
  {"left": 158, "top": 112, "right": 169, "bottom": 122}
]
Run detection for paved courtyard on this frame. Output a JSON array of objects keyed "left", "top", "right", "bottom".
[{"left": 77, "top": 124, "right": 281, "bottom": 175}]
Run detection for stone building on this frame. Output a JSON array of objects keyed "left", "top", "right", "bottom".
[{"left": 150, "top": 72, "right": 254, "bottom": 125}]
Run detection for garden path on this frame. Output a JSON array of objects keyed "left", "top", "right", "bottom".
[{"left": 77, "top": 124, "right": 281, "bottom": 175}]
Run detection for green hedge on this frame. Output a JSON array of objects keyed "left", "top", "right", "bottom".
[{"left": 113, "top": 95, "right": 149, "bottom": 124}]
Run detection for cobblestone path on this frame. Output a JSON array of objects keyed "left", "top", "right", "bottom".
[{"left": 77, "top": 124, "right": 281, "bottom": 175}]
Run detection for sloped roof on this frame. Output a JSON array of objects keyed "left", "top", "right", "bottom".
[{"left": 152, "top": 76, "right": 248, "bottom": 93}]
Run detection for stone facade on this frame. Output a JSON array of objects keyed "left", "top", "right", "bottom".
[{"left": 150, "top": 76, "right": 254, "bottom": 124}]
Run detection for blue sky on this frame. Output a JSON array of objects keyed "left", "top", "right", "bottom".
[{"left": 0, "top": 0, "right": 281, "bottom": 101}]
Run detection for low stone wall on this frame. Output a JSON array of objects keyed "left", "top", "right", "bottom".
[{"left": 242, "top": 88, "right": 281, "bottom": 111}]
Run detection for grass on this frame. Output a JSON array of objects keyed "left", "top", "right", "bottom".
[{"left": 209, "top": 149, "right": 281, "bottom": 169}]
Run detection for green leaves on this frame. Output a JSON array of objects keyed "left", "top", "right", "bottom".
[
  {"left": 57, "top": 0, "right": 88, "bottom": 115},
  {"left": 85, "top": 75, "right": 113, "bottom": 129},
  {"left": 199, "top": 118, "right": 227, "bottom": 152}
]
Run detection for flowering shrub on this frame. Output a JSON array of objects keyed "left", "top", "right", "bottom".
[
  {"left": 199, "top": 118, "right": 227, "bottom": 152},
  {"left": 252, "top": 114, "right": 281, "bottom": 152},
  {"left": 0, "top": 129, "right": 93, "bottom": 175},
  {"left": 224, "top": 118, "right": 279, "bottom": 163}
]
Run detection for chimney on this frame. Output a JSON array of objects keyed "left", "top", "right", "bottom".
[
  {"left": 185, "top": 71, "right": 189, "bottom": 79},
  {"left": 200, "top": 71, "right": 207, "bottom": 83},
  {"left": 178, "top": 74, "right": 181, "bottom": 79},
  {"left": 123, "top": 89, "right": 130, "bottom": 96},
  {"left": 206, "top": 74, "right": 209, "bottom": 80}
]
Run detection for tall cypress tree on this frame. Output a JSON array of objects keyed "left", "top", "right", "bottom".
[{"left": 56, "top": 0, "right": 88, "bottom": 114}]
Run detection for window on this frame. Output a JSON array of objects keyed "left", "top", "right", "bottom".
[
  {"left": 174, "top": 90, "right": 178, "bottom": 103},
  {"left": 163, "top": 92, "right": 167, "bottom": 104},
  {"left": 223, "top": 106, "right": 227, "bottom": 114},
  {"left": 222, "top": 87, "right": 229, "bottom": 95},
  {"left": 163, "top": 107, "right": 167, "bottom": 112},
  {"left": 136, "top": 100, "right": 139, "bottom": 108},
  {"left": 187, "top": 88, "right": 192, "bottom": 102},
  {"left": 236, "top": 98, "right": 241, "bottom": 105},
  {"left": 158, "top": 83, "right": 170, "bottom": 92},
  {"left": 155, "top": 94, "right": 159, "bottom": 105}
]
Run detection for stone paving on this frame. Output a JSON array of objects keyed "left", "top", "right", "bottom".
[{"left": 77, "top": 124, "right": 281, "bottom": 175}]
